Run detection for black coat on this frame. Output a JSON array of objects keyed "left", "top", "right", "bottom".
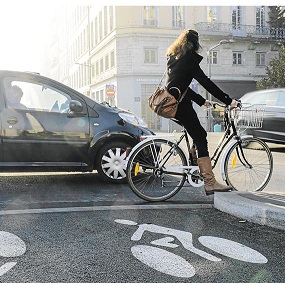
[{"left": 166, "top": 50, "right": 232, "bottom": 106}]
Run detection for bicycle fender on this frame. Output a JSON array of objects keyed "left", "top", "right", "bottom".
[{"left": 220, "top": 135, "right": 253, "bottom": 181}]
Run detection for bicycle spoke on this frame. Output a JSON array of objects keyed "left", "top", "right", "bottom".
[
  {"left": 225, "top": 138, "right": 273, "bottom": 191},
  {"left": 127, "top": 139, "right": 187, "bottom": 201}
]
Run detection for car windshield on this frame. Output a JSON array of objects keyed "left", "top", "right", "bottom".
[{"left": 242, "top": 90, "right": 285, "bottom": 107}]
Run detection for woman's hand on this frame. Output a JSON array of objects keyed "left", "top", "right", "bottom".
[
  {"left": 230, "top": 99, "right": 239, "bottom": 108},
  {"left": 204, "top": 100, "right": 212, "bottom": 108}
]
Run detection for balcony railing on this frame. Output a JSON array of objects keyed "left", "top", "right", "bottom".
[{"left": 195, "top": 22, "right": 285, "bottom": 40}]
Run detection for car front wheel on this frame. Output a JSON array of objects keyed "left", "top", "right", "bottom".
[{"left": 95, "top": 141, "right": 129, "bottom": 183}]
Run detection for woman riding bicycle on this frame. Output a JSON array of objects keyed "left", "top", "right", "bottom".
[{"left": 165, "top": 29, "right": 238, "bottom": 195}]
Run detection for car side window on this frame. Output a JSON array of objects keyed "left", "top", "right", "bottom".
[
  {"left": 3, "top": 78, "right": 71, "bottom": 113},
  {"left": 265, "top": 92, "right": 279, "bottom": 106},
  {"left": 4, "top": 84, "right": 28, "bottom": 110},
  {"left": 247, "top": 92, "right": 267, "bottom": 105},
  {"left": 277, "top": 92, "right": 285, "bottom": 107}
]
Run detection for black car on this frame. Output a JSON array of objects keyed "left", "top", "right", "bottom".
[
  {"left": 240, "top": 88, "right": 285, "bottom": 144},
  {"left": 0, "top": 70, "right": 153, "bottom": 183}
]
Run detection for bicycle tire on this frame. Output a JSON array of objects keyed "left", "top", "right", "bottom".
[
  {"left": 127, "top": 139, "right": 187, "bottom": 201},
  {"left": 224, "top": 137, "right": 273, "bottom": 191}
]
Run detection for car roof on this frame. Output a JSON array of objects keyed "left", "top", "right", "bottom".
[
  {"left": 241, "top": 88, "right": 285, "bottom": 99},
  {"left": 0, "top": 70, "right": 102, "bottom": 110},
  {"left": 244, "top": 88, "right": 285, "bottom": 95}
]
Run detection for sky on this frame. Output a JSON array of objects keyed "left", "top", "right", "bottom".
[
  {"left": 0, "top": 0, "right": 282, "bottom": 73},
  {"left": 0, "top": 1, "right": 56, "bottom": 72}
]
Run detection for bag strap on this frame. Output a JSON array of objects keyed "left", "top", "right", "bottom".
[
  {"left": 158, "top": 69, "right": 167, "bottom": 87},
  {"left": 158, "top": 67, "right": 188, "bottom": 102},
  {"left": 178, "top": 88, "right": 187, "bottom": 103},
  {"left": 169, "top": 86, "right": 188, "bottom": 103}
]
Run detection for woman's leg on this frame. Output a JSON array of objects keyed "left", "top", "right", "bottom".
[
  {"left": 175, "top": 98, "right": 231, "bottom": 194},
  {"left": 175, "top": 98, "right": 208, "bottom": 157}
]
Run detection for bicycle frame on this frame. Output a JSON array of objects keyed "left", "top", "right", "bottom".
[
  {"left": 211, "top": 107, "right": 238, "bottom": 169},
  {"left": 210, "top": 105, "right": 255, "bottom": 181},
  {"left": 127, "top": 102, "right": 272, "bottom": 199},
  {"left": 126, "top": 104, "right": 254, "bottom": 185}
]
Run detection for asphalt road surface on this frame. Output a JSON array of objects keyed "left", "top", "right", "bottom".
[{"left": 0, "top": 172, "right": 284, "bottom": 282}]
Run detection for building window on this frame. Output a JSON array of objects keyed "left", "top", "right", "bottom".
[
  {"left": 94, "top": 17, "right": 98, "bottom": 45},
  {"left": 209, "top": 51, "right": 218, "bottom": 65},
  {"left": 207, "top": 6, "right": 218, "bottom": 23},
  {"left": 105, "top": 54, "right": 109, "bottom": 71},
  {"left": 144, "top": 48, "right": 157, "bottom": 64},
  {"left": 91, "top": 64, "right": 95, "bottom": 78},
  {"left": 110, "top": 50, "right": 115, "bottom": 68},
  {"left": 256, "top": 6, "right": 266, "bottom": 34},
  {"left": 232, "top": 6, "right": 242, "bottom": 30},
  {"left": 143, "top": 6, "right": 157, "bottom": 26},
  {"left": 96, "top": 61, "right": 99, "bottom": 76},
  {"left": 100, "top": 57, "right": 104, "bottom": 73},
  {"left": 104, "top": 6, "right": 108, "bottom": 37},
  {"left": 141, "top": 84, "right": 161, "bottom": 130},
  {"left": 99, "top": 11, "right": 103, "bottom": 40},
  {"left": 95, "top": 90, "right": 100, "bottom": 101},
  {"left": 90, "top": 21, "right": 94, "bottom": 48},
  {"left": 256, "top": 52, "right": 266, "bottom": 66},
  {"left": 233, "top": 52, "right": 243, "bottom": 65},
  {"left": 100, "top": 89, "right": 104, "bottom": 102},
  {"left": 172, "top": 6, "right": 185, "bottom": 28},
  {"left": 109, "top": 6, "right": 114, "bottom": 31}
]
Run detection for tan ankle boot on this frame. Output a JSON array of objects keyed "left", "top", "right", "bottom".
[
  {"left": 190, "top": 145, "right": 198, "bottom": 165},
  {"left": 198, "top": 157, "right": 232, "bottom": 195}
]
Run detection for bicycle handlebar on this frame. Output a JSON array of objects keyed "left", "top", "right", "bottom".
[
  {"left": 206, "top": 100, "right": 242, "bottom": 122},
  {"left": 211, "top": 99, "right": 242, "bottom": 110}
]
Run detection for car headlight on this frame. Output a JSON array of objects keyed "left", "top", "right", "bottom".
[{"left": 118, "top": 113, "right": 148, "bottom": 128}]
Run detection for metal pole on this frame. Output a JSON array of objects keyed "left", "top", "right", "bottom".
[
  {"left": 206, "top": 50, "right": 212, "bottom": 132},
  {"left": 206, "top": 40, "right": 229, "bottom": 132}
]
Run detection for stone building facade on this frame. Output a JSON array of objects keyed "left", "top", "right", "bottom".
[{"left": 47, "top": 6, "right": 284, "bottom": 131}]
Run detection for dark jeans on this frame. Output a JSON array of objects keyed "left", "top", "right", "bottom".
[{"left": 175, "top": 95, "right": 209, "bottom": 158}]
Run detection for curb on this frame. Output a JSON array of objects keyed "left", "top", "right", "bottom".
[{"left": 214, "top": 192, "right": 285, "bottom": 231}]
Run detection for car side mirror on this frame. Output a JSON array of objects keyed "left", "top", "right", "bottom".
[{"left": 69, "top": 100, "right": 83, "bottom": 113}]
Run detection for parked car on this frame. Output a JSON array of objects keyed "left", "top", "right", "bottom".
[
  {"left": 0, "top": 70, "right": 154, "bottom": 183},
  {"left": 239, "top": 88, "right": 285, "bottom": 144}
]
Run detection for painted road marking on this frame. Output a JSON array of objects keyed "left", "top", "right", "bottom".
[
  {"left": 0, "top": 231, "right": 26, "bottom": 257},
  {"left": 198, "top": 236, "right": 268, "bottom": 263},
  {"left": 0, "top": 232, "right": 26, "bottom": 276},
  {"left": 0, "top": 204, "right": 212, "bottom": 215},
  {"left": 116, "top": 219, "right": 268, "bottom": 278},
  {"left": 131, "top": 245, "right": 195, "bottom": 278}
]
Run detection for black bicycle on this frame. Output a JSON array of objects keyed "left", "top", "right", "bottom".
[{"left": 126, "top": 102, "right": 273, "bottom": 202}]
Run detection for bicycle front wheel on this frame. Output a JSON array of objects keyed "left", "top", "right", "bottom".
[
  {"left": 127, "top": 139, "right": 187, "bottom": 201},
  {"left": 224, "top": 137, "right": 273, "bottom": 191}
]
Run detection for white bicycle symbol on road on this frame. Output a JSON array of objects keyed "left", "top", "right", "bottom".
[
  {"left": 0, "top": 222, "right": 268, "bottom": 279},
  {"left": 115, "top": 219, "right": 268, "bottom": 278},
  {"left": 0, "top": 231, "right": 26, "bottom": 277}
]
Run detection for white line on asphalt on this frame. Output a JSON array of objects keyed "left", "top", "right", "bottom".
[{"left": 0, "top": 204, "right": 213, "bottom": 215}]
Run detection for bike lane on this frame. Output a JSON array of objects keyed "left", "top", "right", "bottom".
[{"left": 0, "top": 206, "right": 284, "bottom": 283}]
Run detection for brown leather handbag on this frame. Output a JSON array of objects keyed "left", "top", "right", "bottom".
[{"left": 148, "top": 70, "right": 187, "bottom": 119}]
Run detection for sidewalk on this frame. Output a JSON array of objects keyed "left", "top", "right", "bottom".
[
  {"left": 156, "top": 131, "right": 285, "bottom": 230},
  {"left": 214, "top": 192, "right": 285, "bottom": 231},
  {"left": 207, "top": 132, "right": 285, "bottom": 231}
]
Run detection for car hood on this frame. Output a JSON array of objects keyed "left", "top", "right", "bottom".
[{"left": 97, "top": 101, "right": 133, "bottom": 115}]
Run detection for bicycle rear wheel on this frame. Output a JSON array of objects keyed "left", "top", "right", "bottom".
[
  {"left": 127, "top": 139, "right": 187, "bottom": 201},
  {"left": 224, "top": 137, "right": 273, "bottom": 191}
]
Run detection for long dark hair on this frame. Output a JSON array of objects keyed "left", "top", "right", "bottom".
[{"left": 166, "top": 29, "right": 201, "bottom": 59}]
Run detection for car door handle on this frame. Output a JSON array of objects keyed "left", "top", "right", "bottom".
[
  {"left": 6, "top": 117, "right": 18, "bottom": 124},
  {"left": 264, "top": 113, "right": 274, "bottom": 116}
]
